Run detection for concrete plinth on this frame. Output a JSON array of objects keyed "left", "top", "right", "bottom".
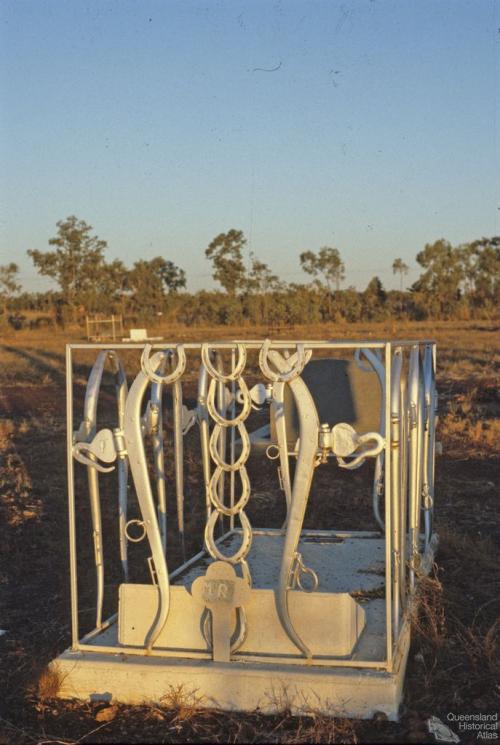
[
  {"left": 53, "top": 622, "right": 410, "bottom": 720},
  {"left": 51, "top": 531, "right": 427, "bottom": 720}
]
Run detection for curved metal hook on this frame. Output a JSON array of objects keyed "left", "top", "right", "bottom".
[
  {"left": 290, "top": 552, "right": 319, "bottom": 593},
  {"left": 73, "top": 430, "right": 116, "bottom": 473},
  {"left": 354, "top": 347, "right": 382, "bottom": 373},
  {"left": 268, "top": 349, "right": 319, "bottom": 659},
  {"left": 335, "top": 431, "right": 385, "bottom": 469},
  {"left": 124, "top": 350, "right": 172, "bottom": 651},
  {"left": 74, "top": 350, "right": 129, "bottom": 627}
]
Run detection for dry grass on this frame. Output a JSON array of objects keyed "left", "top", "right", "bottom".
[{"left": 37, "top": 666, "right": 63, "bottom": 702}]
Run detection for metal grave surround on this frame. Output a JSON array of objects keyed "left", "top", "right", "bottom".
[{"left": 51, "top": 339, "right": 439, "bottom": 720}]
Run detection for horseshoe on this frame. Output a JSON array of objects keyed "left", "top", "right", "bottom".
[
  {"left": 201, "top": 343, "right": 247, "bottom": 382},
  {"left": 201, "top": 605, "right": 249, "bottom": 654},
  {"left": 259, "top": 339, "right": 311, "bottom": 383},
  {"left": 209, "top": 422, "right": 250, "bottom": 471},
  {"left": 207, "top": 377, "right": 252, "bottom": 426},
  {"left": 140, "top": 343, "right": 186, "bottom": 385},
  {"left": 204, "top": 509, "right": 253, "bottom": 564},
  {"left": 208, "top": 465, "right": 251, "bottom": 516}
]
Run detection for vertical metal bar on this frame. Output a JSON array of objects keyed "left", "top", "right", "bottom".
[
  {"left": 390, "top": 348, "right": 402, "bottom": 642},
  {"left": 66, "top": 345, "right": 79, "bottom": 649},
  {"left": 430, "top": 342, "right": 437, "bottom": 537},
  {"left": 384, "top": 342, "right": 393, "bottom": 670},
  {"left": 215, "top": 352, "right": 226, "bottom": 535},
  {"left": 399, "top": 359, "right": 408, "bottom": 608},
  {"left": 112, "top": 315, "right": 116, "bottom": 341},
  {"left": 408, "top": 345, "right": 419, "bottom": 591},
  {"left": 230, "top": 347, "right": 236, "bottom": 531}
]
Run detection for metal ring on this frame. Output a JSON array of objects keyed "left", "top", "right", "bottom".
[
  {"left": 265, "top": 444, "right": 280, "bottom": 461},
  {"left": 209, "top": 423, "right": 250, "bottom": 471},
  {"left": 258, "top": 340, "right": 309, "bottom": 383},
  {"left": 140, "top": 343, "right": 187, "bottom": 385},
  {"left": 296, "top": 564, "right": 319, "bottom": 593},
  {"left": 124, "top": 519, "right": 146, "bottom": 543},
  {"left": 204, "top": 509, "right": 252, "bottom": 564},
  {"left": 207, "top": 377, "right": 251, "bottom": 427},
  {"left": 201, "top": 344, "right": 247, "bottom": 383},
  {"left": 209, "top": 465, "right": 251, "bottom": 516}
]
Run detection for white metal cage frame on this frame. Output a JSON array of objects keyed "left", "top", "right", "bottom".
[{"left": 64, "top": 339, "right": 438, "bottom": 675}]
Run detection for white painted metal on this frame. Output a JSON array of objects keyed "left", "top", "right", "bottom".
[
  {"left": 57, "top": 338, "right": 438, "bottom": 719},
  {"left": 72, "top": 350, "right": 129, "bottom": 627}
]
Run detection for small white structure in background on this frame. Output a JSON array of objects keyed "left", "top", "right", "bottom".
[
  {"left": 52, "top": 338, "right": 438, "bottom": 720},
  {"left": 121, "top": 328, "right": 163, "bottom": 342},
  {"left": 86, "top": 314, "right": 124, "bottom": 342}
]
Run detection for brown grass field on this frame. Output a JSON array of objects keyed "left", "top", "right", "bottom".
[{"left": 0, "top": 320, "right": 498, "bottom": 744}]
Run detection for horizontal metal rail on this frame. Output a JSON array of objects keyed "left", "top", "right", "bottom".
[{"left": 68, "top": 340, "right": 435, "bottom": 351}]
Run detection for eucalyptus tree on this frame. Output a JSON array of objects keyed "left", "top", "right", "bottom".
[
  {"left": 461, "top": 237, "right": 500, "bottom": 311},
  {"left": 0, "top": 262, "right": 20, "bottom": 314},
  {"left": 246, "top": 253, "right": 283, "bottom": 324},
  {"left": 299, "top": 246, "right": 345, "bottom": 319},
  {"left": 392, "top": 258, "right": 409, "bottom": 291},
  {"left": 127, "top": 257, "right": 186, "bottom": 318},
  {"left": 412, "top": 239, "right": 465, "bottom": 318},
  {"left": 205, "top": 229, "right": 248, "bottom": 295},
  {"left": 27, "top": 216, "right": 108, "bottom": 319}
]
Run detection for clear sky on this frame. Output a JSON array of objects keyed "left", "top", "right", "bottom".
[{"left": 1, "top": 0, "right": 498, "bottom": 294}]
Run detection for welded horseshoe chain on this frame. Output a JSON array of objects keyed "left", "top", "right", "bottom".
[{"left": 201, "top": 344, "right": 253, "bottom": 580}]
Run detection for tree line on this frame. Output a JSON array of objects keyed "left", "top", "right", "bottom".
[{"left": 1, "top": 215, "right": 499, "bottom": 329}]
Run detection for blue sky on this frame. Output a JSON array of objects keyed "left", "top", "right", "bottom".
[{"left": 1, "top": 0, "right": 498, "bottom": 293}]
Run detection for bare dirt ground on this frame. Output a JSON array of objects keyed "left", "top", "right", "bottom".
[{"left": 0, "top": 320, "right": 498, "bottom": 744}]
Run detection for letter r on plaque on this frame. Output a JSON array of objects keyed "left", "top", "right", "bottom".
[{"left": 191, "top": 561, "right": 251, "bottom": 662}]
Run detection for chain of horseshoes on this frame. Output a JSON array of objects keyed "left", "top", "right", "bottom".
[{"left": 202, "top": 343, "right": 253, "bottom": 569}]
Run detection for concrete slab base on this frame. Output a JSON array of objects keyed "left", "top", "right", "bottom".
[
  {"left": 51, "top": 531, "right": 436, "bottom": 719},
  {"left": 53, "top": 619, "right": 410, "bottom": 720}
]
